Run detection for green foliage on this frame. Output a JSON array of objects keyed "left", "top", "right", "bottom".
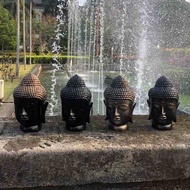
[
  {"left": 179, "top": 94, "right": 190, "bottom": 109},
  {"left": 3, "top": 64, "right": 36, "bottom": 101},
  {"left": 29, "top": 55, "right": 67, "bottom": 64},
  {"left": 1, "top": 0, "right": 16, "bottom": 17},
  {"left": 0, "top": 55, "right": 15, "bottom": 82},
  {"left": 33, "top": 15, "right": 57, "bottom": 51},
  {"left": 164, "top": 64, "right": 190, "bottom": 94},
  {"left": 41, "top": 0, "right": 68, "bottom": 50},
  {"left": 0, "top": 55, "right": 68, "bottom": 65},
  {"left": 42, "top": 0, "right": 68, "bottom": 17},
  {"left": 0, "top": 3, "right": 16, "bottom": 50}
]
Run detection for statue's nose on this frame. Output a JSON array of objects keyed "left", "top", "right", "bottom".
[
  {"left": 69, "top": 110, "right": 76, "bottom": 120},
  {"left": 161, "top": 106, "right": 167, "bottom": 119},
  {"left": 114, "top": 107, "right": 119, "bottom": 116}
]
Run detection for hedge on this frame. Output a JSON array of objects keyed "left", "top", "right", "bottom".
[
  {"left": 0, "top": 53, "right": 89, "bottom": 64},
  {"left": 0, "top": 55, "right": 68, "bottom": 64}
]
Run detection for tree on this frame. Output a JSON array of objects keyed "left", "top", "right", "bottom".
[
  {"left": 0, "top": 3, "right": 16, "bottom": 50},
  {"left": 42, "top": 0, "right": 67, "bottom": 17},
  {"left": 16, "top": 0, "right": 20, "bottom": 77},
  {"left": 32, "top": 15, "right": 57, "bottom": 53},
  {"left": 32, "top": 0, "right": 68, "bottom": 53},
  {"left": 42, "top": 0, "right": 68, "bottom": 51},
  {"left": 0, "top": 0, "right": 17, "bottom": 18}
]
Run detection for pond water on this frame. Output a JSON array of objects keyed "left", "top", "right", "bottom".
[
  {"left": 39, "top": 66, "right": 151, "bottom": 116},
  {"left": 39, "top": 65, "right": 190, "bottom": 117},
  {"left": 62, "top": 0, "right": 190, "bottom": 117},
  {"left": 39, "top": 68, "right": 109, "bottom": 116}
]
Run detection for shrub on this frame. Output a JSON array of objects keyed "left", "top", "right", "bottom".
[{"left": 0, "top": 55, "right": 67, "bottom": 65}]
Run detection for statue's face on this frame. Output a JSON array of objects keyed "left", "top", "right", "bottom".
[
  {"left": 148, "top": 98, "right": 179, "bottom": 126},
  {"left": 14, "top": 98, "right": 41, "bottom": 126},
  {"left": 62, "top": 99, "right": 92, "bottom": 128},
  {"left": 105, "top": 99, "right": 135, "bottom": 127}
]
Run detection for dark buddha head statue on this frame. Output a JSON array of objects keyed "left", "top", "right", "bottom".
[
  {"left": 60, "top": 74, "right": 92, "bottom": 131},
  {"left": 13, "top": 73, "right": 48, "bottom": 132},
  {"left": 104, "top": 75, "right": 136, "bottom": 130},
  {"left": 147, "top": 76, "right": 179, "bottom": 130}
]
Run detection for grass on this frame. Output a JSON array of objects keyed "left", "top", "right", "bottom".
[
  {"left": 0, "top": 64, "right": 36, "bottom": 101},
  {"left": 179, "top": 94, "right": 190, "bottom": 108}
]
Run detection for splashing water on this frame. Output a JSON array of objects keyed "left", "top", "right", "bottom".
[
  {"left": 42, "top": 0, "right": 190, "bottom": 116},
  {"left": 119, "top": 1, "right": 126, "bottom": 76},
  {"left": 50, "top": 0, "right": 66, "bottom": 116},
  {"left": 134, "top": 0, "right": 150, "bottom": 115}
]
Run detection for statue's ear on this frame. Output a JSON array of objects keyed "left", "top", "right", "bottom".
[
  {"left": 147, "top": 99, "right": 150, "bottom": 107},
  {"left": 147, "top": 99, "right": 152, "bottom": 120},
  {"left": 173, "top": 102, "right": 180, "bottom": 123},
  {"left": 104, "top": 100, "right": 108, "bottom": 120},
  {"left": 89, "top": 102, "right": 93, "bottom": 109},
  {"left": 132, "top": 102, "right": 136, "bottom": 112},
  {"left": 129, "top": 102, "right": 136, "bottom": 123},
  {"left": 86, "top": 102, "right": 93, "bottom": 123},
  {"left": 41, "top": 101, "right": 48, "bottom": 123},
  {"left": 89, "top": 102, "right": 93, "bottom": 116}
]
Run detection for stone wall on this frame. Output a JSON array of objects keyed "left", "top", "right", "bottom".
[{"left": 0, "top": 115, "right": 190, "bottom": 189}]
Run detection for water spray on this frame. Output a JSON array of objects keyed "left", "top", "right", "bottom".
[{"left": 50, "top": 0, "right": 66, "bottom": 116}]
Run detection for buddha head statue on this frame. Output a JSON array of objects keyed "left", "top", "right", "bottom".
[
  {"left": 13, "top": 73, "right": 48, "bottom": 132},
  {"left": 60, "top": 74, "right": 93, "bottom": 131},
  {"left": 147, "top": 76, "right": 179, "bottom": 130},
  {"left": 104, "top": 75, "right": 136, "bottom": 130}
]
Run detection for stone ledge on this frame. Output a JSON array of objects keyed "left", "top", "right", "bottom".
[{"left": 0, "top": 115, "right": 190, "bottom": 189}]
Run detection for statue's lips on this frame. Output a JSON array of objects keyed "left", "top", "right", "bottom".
[
  {"left": 159, "top": 116, "right": 167, "bottom": 120},
  {"left": 113, "top": 116, "right": 121, "bottom": 121},
  {"left": 67, "top": 116, "right": 85, "bottom": 126},
  {"left": 158, "top": 116, "right": 169, "bottom": 124},
  {"left": 21, "top": 115, "right": 29, "bottom": 121}
]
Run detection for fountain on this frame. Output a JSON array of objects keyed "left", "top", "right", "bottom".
[{"left": 40, "top": 0, "right": 190, "bottom": 116}]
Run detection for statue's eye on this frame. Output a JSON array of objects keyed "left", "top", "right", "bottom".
[
  {"left": 107, "top": 105, "right": 114, "bottom": 109},
  {"left": 166, "top": 103, "right": 175, "bottom": 109},
  {"left": 118, "top": 105, "right": 128, "bottom": 111},
  {"left": 154, "top": 104, "right": 160, "bottom": 109},
  {"left": 80, "top": 108, "right": 84, "bottom": 112}
]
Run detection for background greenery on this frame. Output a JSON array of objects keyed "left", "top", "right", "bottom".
[
  {"left": 0, "top": 0, "right": 190, "bottom": 111},
  {"left": 0, "top": 3, "right": 16, "bottom": 51},
  {"left": 2, "top": 64, "right": 36, "bottom": 100}
]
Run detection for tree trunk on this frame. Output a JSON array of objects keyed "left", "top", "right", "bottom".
[
  {"left": 16, "top": 0, "right": 20, "bottom": 77},
  {"left": 23, "top": 0, "right": 26, "bottom": 69},
  {"left": 29, "top": 0, "right": 32, "bottom": 65}
]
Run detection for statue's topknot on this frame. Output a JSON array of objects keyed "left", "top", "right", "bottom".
[
  {"left": 104, "top": 75, "right": 135, "bottom": 101},
  {"left": 13, "top": 74, "right": 47, "bottom": 100},
  {"left": 148, "top": 76, "right": 179, "bottom": 100},
  {"left": 60, "top": 74, "right": 91, "bottom": 102}
]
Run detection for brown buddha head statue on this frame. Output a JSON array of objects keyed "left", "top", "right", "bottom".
[
  {"left": 147, "top": 75, "right": 179, "bottom": 130},
  {"left": 13, "top": 73, "right": 48, "bottom": 132},
  {"left": 104, "top": 75, "right": 136, "bottom": 130},
  {"left": 60, "top": 74, "right": 92, "bottom": 131}
]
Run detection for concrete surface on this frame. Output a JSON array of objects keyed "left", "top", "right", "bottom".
[{"left": 0, "top": 115, "right": 190, "bottom": 189}]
